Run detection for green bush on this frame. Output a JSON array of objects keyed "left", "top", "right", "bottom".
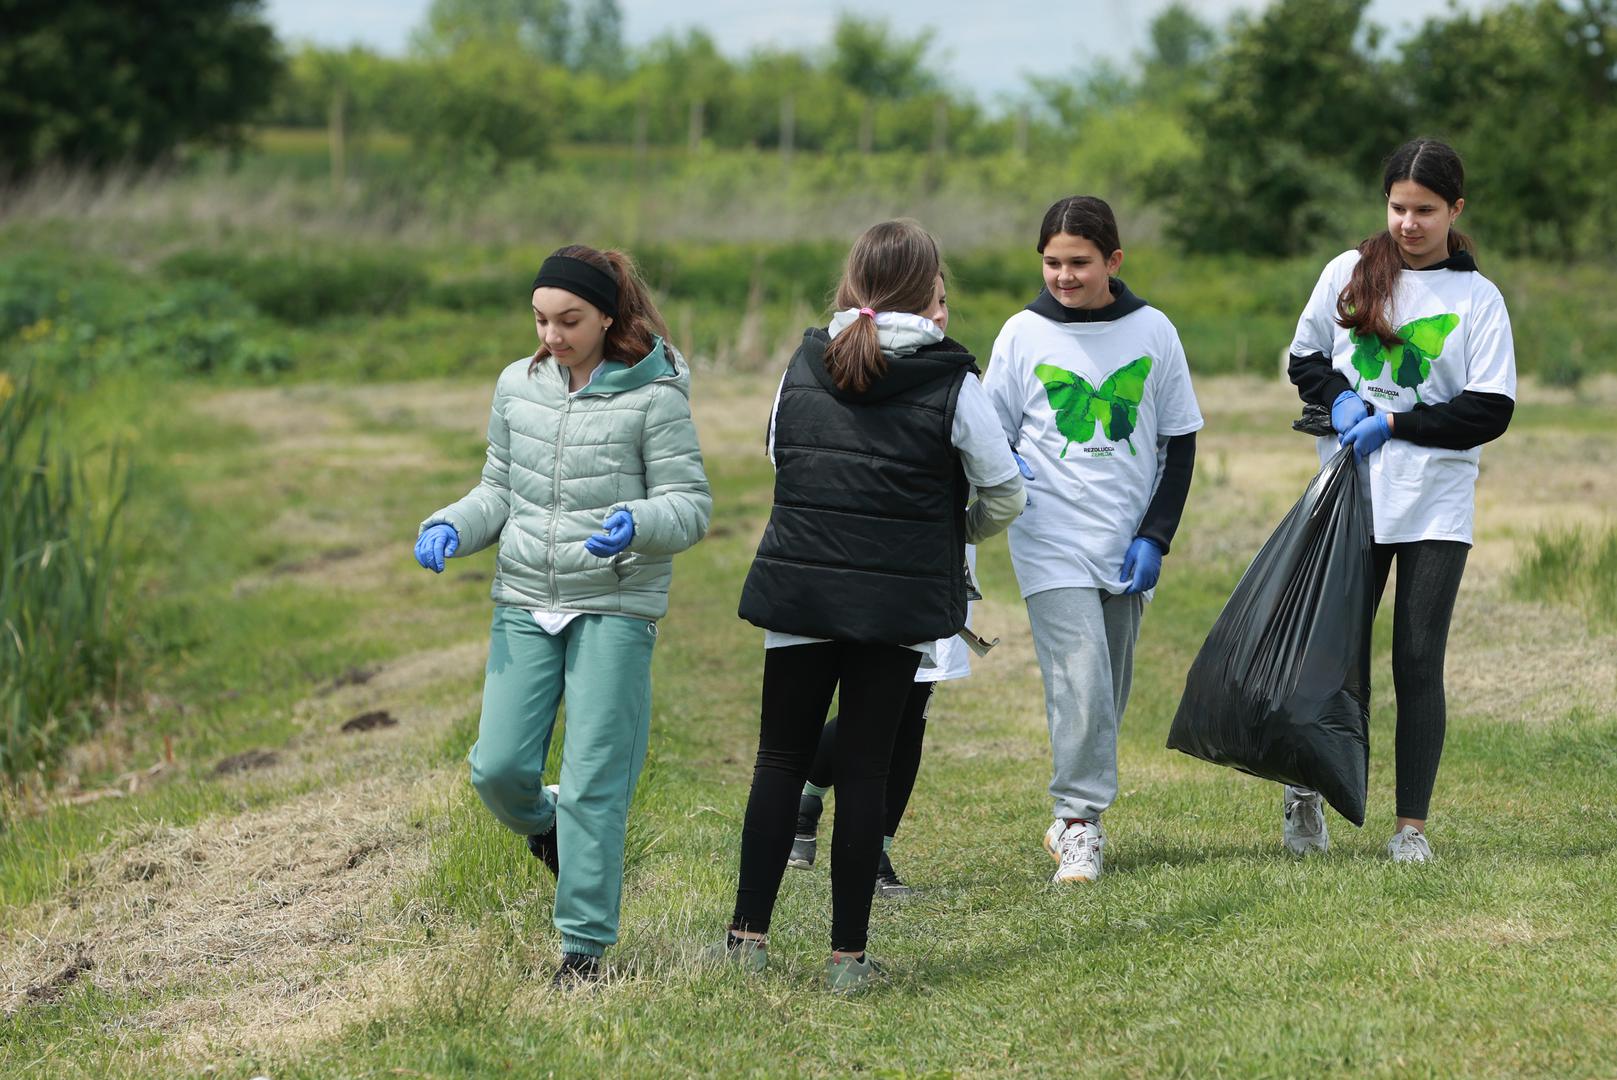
[
  {"left": 2, "top": 256, "right": 293, "bottom": 383},
  {"left": 161, "top": 249, "right": 428, "bottom": 324},
  {"left": 0, "top": 369, "right": 130, "bottom": 782}
]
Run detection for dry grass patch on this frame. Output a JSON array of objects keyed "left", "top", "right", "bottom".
[{"left": 1, "top": 771, "right": 454, "bottom": 1056}]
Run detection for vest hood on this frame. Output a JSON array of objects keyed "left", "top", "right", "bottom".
[{"left": 796, "top": 328, "right": 978, "bottom": 405}]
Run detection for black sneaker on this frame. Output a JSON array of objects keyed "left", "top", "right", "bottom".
[
  {"left": 874, "top": 850, "right": 912, "bottom": 899},
  {"left": 550, "top": 952, "right": 602, "bottom": 990},
  {"left": 527, "top": 825, "right": 559, "bottom": 878},
  {"left": 787, "top": 792, "right": 823, "bottom": 870}
]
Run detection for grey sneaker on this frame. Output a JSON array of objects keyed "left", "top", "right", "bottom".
[
  {"left": 824, "top": 953, "right": 882, "bottom": 992},
  {"left": 1282, "top": 786, "right": 1329, "bottom": 856},
  {"left": 701, "top": 931, "right": 767, "bottom": 973},
  {"left": 1387, "top": 825, "right": 1434, "bottom": 863}
]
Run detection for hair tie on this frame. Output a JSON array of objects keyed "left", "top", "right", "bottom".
[{"left": 858, "top": 307, "right": 876, "bottom": 320}]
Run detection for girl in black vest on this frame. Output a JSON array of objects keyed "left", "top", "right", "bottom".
[{"left": 712, "top": 220, "right": 1025, "bottom": 991}]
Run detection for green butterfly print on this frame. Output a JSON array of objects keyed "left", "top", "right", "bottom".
[
  {"left": 1347, "top": 313, "right": 1459, "bottom": 403},
  {"left": 1035, "top": 356, "right": 1153, "bottom": 458}
]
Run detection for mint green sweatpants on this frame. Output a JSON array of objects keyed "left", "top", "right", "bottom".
[{"left": 467, "top": 605, "right": 658, "bottom": 958}]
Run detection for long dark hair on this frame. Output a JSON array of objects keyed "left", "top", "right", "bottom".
[
  {"left": 1337, "top": 138, "right": 1475, "bottom": 346},
  {"left": 823, "top": 220, "right": 945, "bottom": 393},
  {"left": 531, "top": 244, "right": 670, "bottom": 372},
  {"left": 1037, "top": 195, "right": 1122, "bottom": 256}
]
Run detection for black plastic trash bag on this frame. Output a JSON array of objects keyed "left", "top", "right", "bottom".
[{"left": 1167, "top": 447, "right": 1374, "bottom": 825}]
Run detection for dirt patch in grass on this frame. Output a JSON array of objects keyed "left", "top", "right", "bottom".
[
  {"left": 340, "top": 710, "right": 398, "bottom": 734},
  {"left": 0, "top": 773, "right": 450, "bottom": 1051}
]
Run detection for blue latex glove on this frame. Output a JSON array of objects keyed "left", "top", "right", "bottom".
[
  {"left": 1339, "top": 413, "right": 1391, "bottom": 460},
  {"left": 414, "top": 523, "right": 459, "bottom": 573},
  {"left": 1011, "top": 444, "right": 1034, "bottom": 509},
  {"left": 1119, "top": 537, "right": 1163, "bottom": 595},
  {"left": 1330, "top": 390, "right": 1369, "bottom": 434},
  {"left": 585, "top": 509, "right": 635, "bottom": 557},
  {"left": 1012, "top": 448, "right": 1035, "bottom": 480}
]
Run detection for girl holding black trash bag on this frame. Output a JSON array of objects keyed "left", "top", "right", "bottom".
[
  {"left": 414, "top": 244, "right": 711, "bottom": 988},
  {"left": 1285, "top": 138, "right": 1516, "bottom": 863}
]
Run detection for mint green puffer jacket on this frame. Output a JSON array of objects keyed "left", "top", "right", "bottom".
[{"left": 421, "top": 337, "right": 711, "bottom": 620}]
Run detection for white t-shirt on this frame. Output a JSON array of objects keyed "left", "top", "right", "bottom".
[
  {"left": 1290, "top": 249, "right": 1517, "bottom": 545},
  {"left": 984, "top": 305, "right": 1204, "bottom": 599},
  {"left": 762, "top": 370, "right": 1017, "bottom": 674}
]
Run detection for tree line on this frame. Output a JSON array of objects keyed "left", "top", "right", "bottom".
[{"left": 2, "top": 0, "right": 1612, "bottom": 257}]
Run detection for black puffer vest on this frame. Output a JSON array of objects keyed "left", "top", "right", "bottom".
[{"left": 738, "top": 329, "right": 977, "bottom": 645}]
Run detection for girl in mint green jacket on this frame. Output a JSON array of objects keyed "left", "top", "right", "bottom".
[{"left": 415, "top": 244, "right": 711, "bottom": 989}]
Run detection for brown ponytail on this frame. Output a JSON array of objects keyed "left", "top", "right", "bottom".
[
  {"left": 822, "top": 220, "right": 945, "bottom": 393},
  {"left": 1337, "top": 138, "right": 1473, "bottom": 346},
  {"left": 532, "top": 244, "right": 672, "bottom": 371}
]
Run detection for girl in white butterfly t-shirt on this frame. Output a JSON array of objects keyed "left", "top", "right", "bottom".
[
  {"left": 983, "top": 195, "right": 1203, "bottom": 886},
  {"left": 1283, "top": 138, "right": 1516, "bottom": 865}
]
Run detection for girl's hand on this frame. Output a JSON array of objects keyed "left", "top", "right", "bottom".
[
  {"left": 1338, "top": 413, "right": 1391, "bottom": 460},
  {"left": 585, "top": 510, "right": 635, "bottom": 557},
  {"left": 1330, "top": 390, "right": 1369, "bottom": 434},
  {"left": 415, "top": 523, "right": 459, "bottom": 573},
  {"left": 1119, "top": 537, "right": 1162, "bottom": 595}
]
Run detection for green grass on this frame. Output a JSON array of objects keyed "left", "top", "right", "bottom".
[
  {"left": 4, "top": 179, "right": 1617, "bottom": 1075},
  {"left": 1512, "top": 525, "right": 1617, "bottom": 627}
]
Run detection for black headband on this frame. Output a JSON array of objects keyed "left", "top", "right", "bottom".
[{"left": 530, "top": 255, "right": 619, "bottom": 318}]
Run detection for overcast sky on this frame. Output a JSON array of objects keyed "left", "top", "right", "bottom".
[{"left": 264, "top": 0, "right": 1498, "bottom": 101}]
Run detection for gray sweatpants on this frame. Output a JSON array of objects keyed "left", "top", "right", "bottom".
[{"left": 1026, "top": 587, "right": 1144, "bottom": 821}]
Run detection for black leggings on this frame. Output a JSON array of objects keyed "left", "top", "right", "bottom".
[
  {"left": 1372, "top": 540, "right": 1469, "bottom": 820},
  {"left": 807, "top": 682, "right": 934, "bottom": 838},
  {"left": 731, "top": 641, "right": 920, "bottom": 952}
]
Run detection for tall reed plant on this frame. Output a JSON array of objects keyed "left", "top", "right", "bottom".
[{"left": 0, "top": 369, "right": 130, "bottom": 784}]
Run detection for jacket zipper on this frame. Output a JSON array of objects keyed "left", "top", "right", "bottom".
[{"left": 548, "top": 391, "right": 571, "bottom": 609}]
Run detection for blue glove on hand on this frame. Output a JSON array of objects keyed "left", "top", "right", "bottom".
[
  {"left": 1012, "top": 448, "right": 1035, "bottom": 480},
  {"left": 1120, "top": 537, "right": 1163, "bottom": 595},
  {"left": 414, "top": 523, "right": 459, "bottom": 573},
  {"left": 585, "top": 509, "right": 635, "bottom": 557},
  {"left": 1331, "top": 390, "right": 1369, "bottom": 434},
  {"left": 1339, "top": 413, "right": 1391, "bottom": 460}
]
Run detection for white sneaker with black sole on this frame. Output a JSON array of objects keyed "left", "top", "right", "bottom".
[
  {"left": 1052, "top": 819, "right": 1104, "bottom": 884},
  {"left": 1282, "top": 785, "right": 1329, "bottom": 856}
]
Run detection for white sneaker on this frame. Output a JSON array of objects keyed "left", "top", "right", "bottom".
[
  {"left": 1282, "top": 786, "right": 1329, "bottom": 856},
  {"left": 1052, "top": 820, "right": 1104, "bottom": 883},
  {"left": 1042, "top": 820, "right": 1064, "bottom": 861},
  {"left": 1387, "top": 825, "right": 1433, "bottom": 863}
]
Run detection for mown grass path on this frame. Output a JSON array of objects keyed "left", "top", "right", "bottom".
[{"left": 3, "top": 373, "right": 1616, "bottom": 1079}]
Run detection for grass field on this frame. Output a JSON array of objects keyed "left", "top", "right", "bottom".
[{"left": 2, "top": 356, "right": 1615, "bottom": 1077}]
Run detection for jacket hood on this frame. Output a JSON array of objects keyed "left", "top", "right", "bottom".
[
  {"left": 575, "top": 335, "right": 690, "bottom": 399},
  {"left": 1026, "top": 277, "right": 1149, "bottom": 324},
  {"left": 795, "top": 327, "right": 977, "bottom": 404}
]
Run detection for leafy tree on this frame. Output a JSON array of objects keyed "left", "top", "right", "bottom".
[
  {"left": 0, "top": 0, "right": 279, "bottom": 175},
  {"left": 828, "top": 16, "right": 939, "bottom": 101},
  {"left": 575, "top": 0, "right": 625, "bottom": 76},
  {"left": 1401, "top": 0, "right": 1617, "bottom": 255},
  {"left": 394, "top": 42, "right": 555, "bottom": 171},
  {"left": 1157, "top": 0, "right": 1404, "bottom": 254},
  {"left": 414, "top": 0, "right": 573, "bottom": 65},
  {"left": 1148, "top": 2, "right": 1218, "bottom": 70}
]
